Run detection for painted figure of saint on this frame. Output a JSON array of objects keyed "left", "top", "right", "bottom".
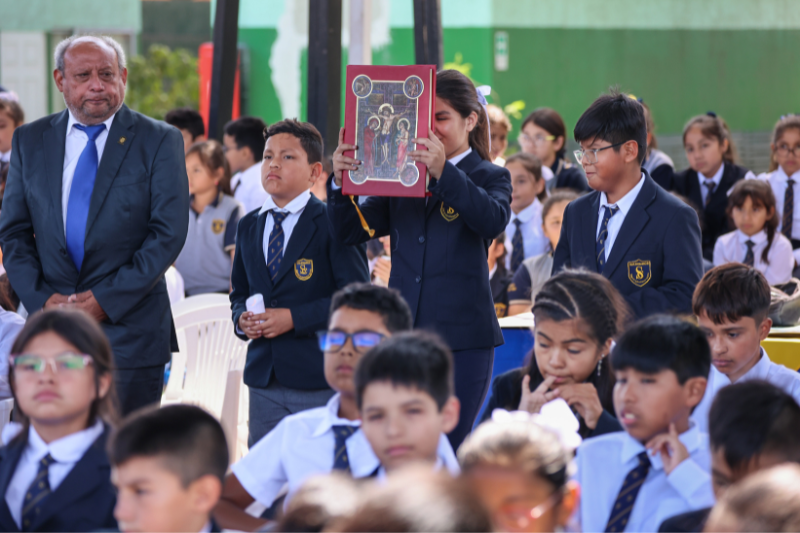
[
  {"left": 363, "top": 116, "right": 380, "bottom": 175},
  {"left": 378, "top": 104, "right": 405, "bottom": 166},
  {"left": 395, "top": 118, "right": 410, "bottom": 173}
]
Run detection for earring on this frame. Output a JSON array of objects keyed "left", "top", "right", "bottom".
[{"left": 597, "top": 358, "right": 603, "bottom": 377}]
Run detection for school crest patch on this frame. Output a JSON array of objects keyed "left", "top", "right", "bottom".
[
  {"left": 295, "top": 259, "right": 313, "bottom": 281},
  {"left": 627, "top": 259, "right": 652, "bottom": 287},
  {"left": 211, "top": 219, "right": 225, "bottom": 234},
  {"left": 494, "top": 303, "right": 508, "bottom": 318},
  {"left": 440, "top": 203, "right": 459, "bottom": 222}
]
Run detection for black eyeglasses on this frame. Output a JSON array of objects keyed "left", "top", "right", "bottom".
[{"left": 316, "top": 330, "right": 385, "bottom": 354}]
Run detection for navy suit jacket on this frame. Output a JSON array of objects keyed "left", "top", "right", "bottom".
[
  {"left": 230, "top": 195, "right": 369, "bottom": 390},
  {"left": 552, "top": 171, "right": 703, "bottom": 318},
  {"left": 0, "top": 105, "right": 189, "bottom": 368},
  {"left": 327, "top": 150, "right": 510, "bottom": 351},
  {"left": 672, "top": 163, "right": 748, "bottom": 260},
  {"left": 0, "top": 425, "right": 116, "bottom": 532}
]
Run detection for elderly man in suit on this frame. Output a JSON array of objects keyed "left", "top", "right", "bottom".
[{"left": 0, "top": 35, "right": 189, "bottom": 414}]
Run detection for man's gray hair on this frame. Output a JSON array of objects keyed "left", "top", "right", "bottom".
[{"left": 54, "top": 35, "right": 127, "bottom": 73}]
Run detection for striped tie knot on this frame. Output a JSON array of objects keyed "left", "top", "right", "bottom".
[
  {"left": 596, "top": 205, "right": 620, "bottom": 273},
  {"left": 703, "top": 180, "right": 716, "bottom": 207},
  {"left": 604, "top": 451, "right": 651, "bottom": 533},
  {"left": 510, "top": 218, "right": 525, "bottom": 273},
  {"left": 332, "top": 425, "right": 357, "bottom": 472},
  {"left": 272, "top": 211, "right": 288, "bottom": 226}
]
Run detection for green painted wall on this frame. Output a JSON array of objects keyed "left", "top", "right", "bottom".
[
  {"left": 237, "top": 28, "right": 282, "bottom": 123},
  {"left": 0, "top": 0, "right": 141, "bottom": 31}
]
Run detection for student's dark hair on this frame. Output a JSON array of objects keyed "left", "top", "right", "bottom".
[
  {"left": 683, "top": 113, "right": 738, "bottom": 165},
  {"left": 264, "top": 118, "right": 323, "bottom": 164},
  {"left": 640, "top": 100, "right": 658, "bottom": 152},
  {"left": 354, "top": 331, "right": 453, "bottom": 410},
  {"left": 611, "top": 315, "right": 711, "bottom": 384},
  {"left": 574, "top": 89, "right": 647, "bottom": 165},
  {"left": 505, "top": 152, "right": 547, "bottom": 202},
  {"left": 330, "top": 283, "right": 413, "bottom": 333},
  {"left": 492, "top": 231, "right": 508, "bottom": 278},
  {"left": 522, "top": 108, "right": 567, "bottom": 159},
  {"left": 692, "top": 263, "right": 771, "bottom": 325},
  {"left": 108, "top": 404, "right": 229, "bottom": 486},
  {"left": 0, "top": 273, "right": 19, "bottom": 312},
  {"left": 709, "top": 380, "right": 800, "bottom": 474},
  {"left": 436, "top": 70, "right": 490, "bottom": 161},
  {"left": 0, "top": 96, "right": 24, "bottom": 125},
  {"left": 185, "top": 139, "right": 233, "bottom": 195},
  {"left": 770, "top": 114, "right": 800, "bottom": 172},
  {"left": 9, "top": 309, "right": 118, "bottom": 442},
  {"left": 224, "top": 116, "right": 267, "bottom": 162},
  {"left": 164, "top": 107, "right": 205, "bottom": 140},
  {"left": 726, "top": 180, "right": 779, "bottom": 264},
  {"left": 541, "top": 189, "right": 580, "bottom": 221}
]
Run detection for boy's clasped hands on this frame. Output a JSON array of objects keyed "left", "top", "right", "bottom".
[{"left": 239, "top": 309, "right": 294, "bottom": 339}]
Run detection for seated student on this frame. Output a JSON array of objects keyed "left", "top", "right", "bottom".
[
  {"left": 714, "top": 180, "right": 794, "bottom": 285},
  {"left": 216, "top": 284, "right": 456, "bottom": 531},
  {"left": 504, "top": 152, "right": 549, "bottom": 273},
  {"left": 691, "top": 263, "right": 800, "bottom": 433},
  {"left": 519, "top": 108, "right": 589, "bottom": 193},
  {"left": 575, "top": 315, "right": 714, "bottom": 533},
  {"left": 481, "top": 270, "right": 627, "bottom": 439},
  {"left": 109, "top": 404, "right": 228, "bottom": 533},
  {"left": 0, "top": 309, "right": 117, "bottom": 532},
  {"left": 508, "top": 190, "right": 579, "bottom": 316},
  {"left": 705, "top": 463, "right": 800, "bottom": 533},
  {"left": 659, "top": 380, "right": 800, "bottom": 532},
  {"left": 673, "top": 113, "right": 754, "bottom": 260},
  {"left": 164, "top": 107, "right": 206, "bottom": 154},
  {"left": 488, "top": 104, "right": 511, "bottom": 166},
  {"left": 459, "top": 414, "right": 580, "bottom": 532},
  {"left": 488, "top": 232, "right": 512, "bottom": 318},
  {"left": 553, "top": 90, "right": 703, "bottom": 318},
  {"left": 223, "top": 116, "right": 269, "bottom": 213},
  {"left": 231, "top": 120, "right": 369, "bottom": 445},
  {"left": 355, "top": 332, "right": 461, "bottom": 479},
  {"left": 175, "top": 140, "right": 244, "bottom": 296},
  {"left": 0, "top": 93, "right": 24, "bottom": 165},
  {"left": 0, "top": 304, "right": 24, "bottom": 400}
]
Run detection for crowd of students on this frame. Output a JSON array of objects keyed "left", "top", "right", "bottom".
[{"left": 1, "top": 72, "right": 800, "bottom": 533}]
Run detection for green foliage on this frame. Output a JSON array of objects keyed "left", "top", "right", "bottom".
[
  {"left": 443, "top": 53, "right": 473, "bottom": 78},
  {"left": 126, "top": 45, "right": 199, "bottom": 120},
  {"left": 503, "top": 100, "right": 526, "bottom": 120}
]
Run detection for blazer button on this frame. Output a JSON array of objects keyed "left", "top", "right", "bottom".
[
  {"left": 271, "top": 300, "right": 278, "bottom": 308},
  {"left": 418, "top": 235, "right": 425, "bottom": 244},
  {"left": 415, "top": 276, "right": 421, "bottom": 283}
]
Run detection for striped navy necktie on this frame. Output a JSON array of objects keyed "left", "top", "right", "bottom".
[{"left": 604, "top": 451, "right": 651, "bottom": 532}]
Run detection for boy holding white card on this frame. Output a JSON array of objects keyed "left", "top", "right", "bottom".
[{"left": 230, "top": 120, "right": 369, "bottom": 444}]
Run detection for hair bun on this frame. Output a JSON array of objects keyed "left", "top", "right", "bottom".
[{"left": 706, "top": 111, "right": 717, "bottom": 118}]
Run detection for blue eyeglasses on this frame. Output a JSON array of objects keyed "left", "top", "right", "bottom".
[{"left": 316, "top": 330, "right": 385, "bottom": 354}]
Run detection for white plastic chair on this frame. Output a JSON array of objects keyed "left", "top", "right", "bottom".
[{"left": 163, "top": 293, "right": 250, "bottom": 461}]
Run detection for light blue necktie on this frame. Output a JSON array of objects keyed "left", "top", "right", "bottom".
[{"left": 65, "top": 124, "right": 106, "bottom": 271}]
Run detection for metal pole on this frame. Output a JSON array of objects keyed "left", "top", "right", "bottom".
[
  {"left": 413, "top": 0, "right": 443, "bottom": 69},
  {"left": 208, "top": 0, "right": 240, "bottom": 141},
  {"left": 349, "top": 0, "right": 372, "bottom": 66},
  {"left": 308, "top": 0, "right": 343, "bottom": 157}
]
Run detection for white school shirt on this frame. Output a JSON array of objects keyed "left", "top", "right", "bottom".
[
  {"left": 232, "top": 393, "right": 460, "bottom": 508},
  {"left": 692, "top": 348, "right": 800, "bottom": 434},
  {"left": 5, "top": 420, "right": 104, "bottom": 529},
  {"left": 504, "top": 198, "right": 548, "bottom": 270},
  {"left": 574, "top": 423, "right": 714, "bottom": 533},
  {"left": 232, "top": 161, "right": 269, "bottom": 214},
  {"left": 373, "top": 456, "right": 459, "bottom": 483},
  {"left": 0, "top": 308, "right": 25, "bottom": 399},
  {"left": 713, "top": 229, "right": 794, "bottom": 285},
  {"left": 596, "top": 174, "right": 646, "bottom": 261},
  {"left": 62, "top": 111, "right": 116, "bottom": 236},
  {"left": 259, "top": 190, "right": 311, "bottom": 264},
  {"left": 697, "top": 163, "right": 725, "bottom": 207},
  {"left": 0, "top": 150, "right": 9, "bottom": 163},
  {"left": 763, "top": 166, "right": 800, "bottom": 242}
]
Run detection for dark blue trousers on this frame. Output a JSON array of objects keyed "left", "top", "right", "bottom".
[
  {"left": 115, "top": 365, "right": 165, "bottom": 416},
  {"left": 448, "top": 347, "right": 495, "bottom": 451}
]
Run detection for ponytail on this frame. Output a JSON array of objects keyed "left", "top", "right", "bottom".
[{"left": 435, "top": 70, "right": 491, "bottom": 161}]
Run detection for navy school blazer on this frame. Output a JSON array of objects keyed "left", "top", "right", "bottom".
[
  {"left": 552, "top": 171, "right": 703, "bottom": 318},
  {"left": 327, "top": 149, "right": 511, "bottom": 351},
  {"left": 230, "top": 195, "right": 369, "bottom": 390},
  {"left": 671, "top": 163, "right": 749, "bottom": 260},
  {"left": 0, "top": 425, "right": 116, "bottom": 532}
]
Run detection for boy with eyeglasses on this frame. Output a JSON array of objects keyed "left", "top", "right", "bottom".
[
  {"left": 214, "top": 283, "right": 458, "bottom": 531},
  {"left": 551, "top": 90, "right": 703, "bottom": 317}
]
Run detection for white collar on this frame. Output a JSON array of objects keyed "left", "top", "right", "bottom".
[
  {"left": 243, "top": 161, "right": 262, "bottom": 176},
  {"left": 736, "top": 229, "right": 767, "bottom": 245},
  {"left": 599, "top": 173, "right": 646, "bottom": 215},
  {"left": 723, "top": 348, "right": 771, "bottom": 385},
  {"left": 0, "top": 150, "right": 9, "bottom": 163},
  {"left": 448, "top": 147, "right": 473, "bottom": 167},
  {"left": 776, "top": 165, "right": 800, "bottom": 184},
  {"left": 620, "top": 422, "right": 703, "bottom": 472},
  {"left": 376, "top": 457, "right": 446, "bottom": 482},
  {"left": 311, "top": 393, "right": 360, "bottom": 438},
  {"left": 511, "top": 197, "right": 541, "bottom": 223},
  {"left": 66, "top": 109, "right": 116, "bottom": 136},
  {"left": 199, "top": 521, "right": 212, "bottom": 533},
  {"left": 259, "top": 189, "right": 311, "bottom": 215},
  {"left": 27, "top": 419, "right": 104, "bottom": 464},
  {"left": 700, "top": 162, "right": 725, "bottom": 184},
  {"left": 489, "top": 264, "right": 497, "bottom": 280}
]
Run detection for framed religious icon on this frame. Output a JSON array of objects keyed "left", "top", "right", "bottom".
[{"left": 342, "top": 65, "right": 436, "bottom": 197}]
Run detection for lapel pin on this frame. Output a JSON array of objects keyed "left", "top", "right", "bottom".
[{"left": 119, "top": 136, "right": 126, "bottom": 145}]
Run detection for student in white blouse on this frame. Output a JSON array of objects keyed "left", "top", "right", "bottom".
[
  {"left": 714, "top": 180, "right": 794, "bottom": 285},
  {"left": 503, "top": 153, "right": 549, "bottom": 273}
]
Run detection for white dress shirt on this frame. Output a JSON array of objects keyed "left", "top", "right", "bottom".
[
  {"left": 0, "top": 150, "right": 9, "bottom": 163},
  {"left": 713, "top": 229, "right": 794, "bottom": 285},
  {"left": 62, "top": 111, "right": 116, "bottom": 236},
  {"left": 5, "top": 420, "right": 104, "bottom": 529},
  {"left": 259, "top": 190, "right": 311, "bottom": 265},
  {"left": 0, "top": 308, "right": 25, "bottom": 399},
  {"left": 596, "top": 173, "right": 646, "bottom": 261},
  {"left": 574, "top": 423, "right": 714, "bottom": 533},
  {"left": 232, "top": 161, "right": 269, "bottom": 214},
  {"left": 232, "top": 393, "right": 459, "bottom": 508},
  {"left": 697, "top": 163, "right": 725, "bottom": 207},
  {"left": 504, "top": 198, "right": 548, "bottom": 270},
  {"left": 692, "top": 348, "right": 800, "bottom": 433},
  {"left": 763, "top": 166, "right": 800, "bottom": 242}
]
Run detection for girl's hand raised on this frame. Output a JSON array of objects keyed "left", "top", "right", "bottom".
[
  {"left": 518, "top": 374, "right": 559, "bottom": 415},
  {"left": 332, "top": 127, "right": 360, "bottom": 187},
  {"left": 410, "top": 128, "right": 446, "bottom": 179}
]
